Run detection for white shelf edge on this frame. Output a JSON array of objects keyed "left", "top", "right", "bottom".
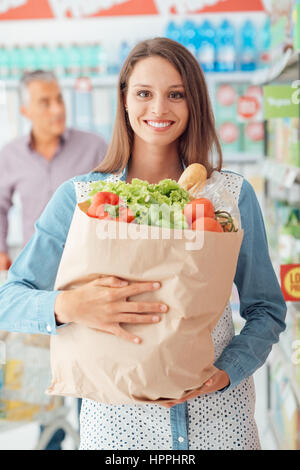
[{"left": 262, "top": 160, "right": 300, "bottom": 188}]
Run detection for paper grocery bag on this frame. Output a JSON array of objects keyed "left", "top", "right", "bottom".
[{"left": 46, "top": 203, "right": 243, "bottom": 404}]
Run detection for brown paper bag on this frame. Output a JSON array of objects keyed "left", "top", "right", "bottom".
[{"left": 46, "top": 203, "right": 243, "bottom": 404}]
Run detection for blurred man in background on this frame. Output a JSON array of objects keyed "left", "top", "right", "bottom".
[
  {"left": 0, "top": 70, "right": 108, "bottom": 449},
  {"left": 0, "top": 70, "right": 108, "bottom": 270}
]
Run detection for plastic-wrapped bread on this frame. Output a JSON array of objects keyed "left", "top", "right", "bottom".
[{"left": 178, "top": 163, "right": 207, "bottom": 199}]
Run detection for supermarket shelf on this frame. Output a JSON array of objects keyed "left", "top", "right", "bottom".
[
  {"left": 222, "top": 153, "right": 263, "bottom": 164},
  {"left": 4, "top": 74, "right": 119, "bottom": 89},
  {"left": 261, "top": 159, "right": 300, "bottom": 188},
  {"left": 267, "top": 411, "right": 284, "bottom": 450},
  {"left": 206, "top": 48, "right": 296, "bottom": 85},
  {"left": 206, "top": 70, "right": 259, "bottom": 84},
  {"left": 2, "top": 49, "right": 297, "bottom": 90},
  {"left": 252, "top": 48, "right": 295, "bottom": 85},
  {"left": 272, "top": 342, "right": 300, "bottom": 407}
]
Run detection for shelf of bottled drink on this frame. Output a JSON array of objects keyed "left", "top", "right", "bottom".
[{"left": 2, "top": 48, "right": 295, "bottom": 90}]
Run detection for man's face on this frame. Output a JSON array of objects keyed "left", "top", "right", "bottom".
[{"left": 21, "top": 80, "right": 66, "bottom": 138}]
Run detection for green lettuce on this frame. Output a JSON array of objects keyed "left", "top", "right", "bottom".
[{"left": 88, "top": 178, "right": 190, "bottom": 229}]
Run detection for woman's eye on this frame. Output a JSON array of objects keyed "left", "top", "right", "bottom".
[
  {"left": 169, "top": 91, "right": 185, "bottom": 99},
  {"left": 137, "top": 90, "right": 151, "bottom": 98}
]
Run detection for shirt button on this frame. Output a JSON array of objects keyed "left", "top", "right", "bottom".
[
  {"left": 46, "top": 324, "right": 52, "bottom": 333},
  {"left": 178, "top": 436, "right": 184, "bottom": 443}
]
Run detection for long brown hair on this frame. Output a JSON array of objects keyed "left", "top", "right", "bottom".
[{"left": 93, "top": 37, "right": 223, "bottom": 176}]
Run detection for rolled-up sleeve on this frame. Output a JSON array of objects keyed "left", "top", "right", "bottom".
[
  {"left": 214, "top": 178, "right": 287, "bottom": 389},
  {"left": 0, "top": 178, "right": 77, "bottom": 335}
]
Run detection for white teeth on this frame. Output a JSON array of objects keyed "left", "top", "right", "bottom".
[{"left": 147, "top": 121, "right": 173, "bottom": 128}]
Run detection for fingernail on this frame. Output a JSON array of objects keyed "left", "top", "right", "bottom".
[
  {"left": 133, "top": 337, "right": 140, "bottom": 344},
  {"left": 160, "top": 304, "right": 167, "bottom": 312},
  {"left": 153, "top": 282, "right": 160, "bottom": 289},
  {"left": 120, "top": 281, "right": 128, "bottom": 286},
  {"left": 152, "top": 315, "right": 160, "bottom": 322}
]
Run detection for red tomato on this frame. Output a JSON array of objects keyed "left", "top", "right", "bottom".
[
  {"left": 86, "top": 205, "right": 98, "bottom": 218},
  {"left": 87, "top": 191, "right": 120, "bottom": 218},
  {"left": 184, "top": 198, "right": 215, "bottom": 226},
  {"left": 95, "top": 205, "right": 111, "bottom": 220},
  {"left": 116, "top": 207, "right": 135, "bottom": 223},
  {"left": 93, "top": 191, "right": 120, "bottom": 206},
  {"left": 192, "top": 217, "right": 223, "bottom": 232}
]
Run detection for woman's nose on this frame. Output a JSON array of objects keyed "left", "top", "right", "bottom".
[{"left": 151, "top": 96, "right": 168, "bottom": 116}]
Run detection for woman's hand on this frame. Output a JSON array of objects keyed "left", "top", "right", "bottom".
[
  {"left": 160, "top": 369, "right": 230, "bottom": 408},
  {"left": 54, "top": 275, "right": 168, "bottom": 344}
]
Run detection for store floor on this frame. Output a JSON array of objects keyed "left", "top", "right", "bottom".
[{"left": 0, "top": 364, "right": 277, "bottom": 450}]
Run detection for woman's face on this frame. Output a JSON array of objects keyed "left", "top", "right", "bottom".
[{"left": 125, "top": 56, "right": 189, "bottom": 148}]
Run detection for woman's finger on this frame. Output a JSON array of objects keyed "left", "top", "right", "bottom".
[
  {"left": 112, "top": 324, "right": 142, "bottom": 345},
  {"left": 114, "top": 313, "right": 162, "bottom": 324},
  {"left": 117, "top": 301, "right": 168, "bottom": 314},
  {"left": 94, "top": 276, "right": 128, "bottom": 288},
  {"left": 112, "top": 281, "right": 161, "bottom": 300}
]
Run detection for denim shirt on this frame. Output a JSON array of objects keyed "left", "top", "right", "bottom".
[{"left": 0, "top": 167, "right": 286, "bottom": 449}]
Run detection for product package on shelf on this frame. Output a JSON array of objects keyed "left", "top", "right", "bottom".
[
  {"left": 267, "top": 118, "right": 300, "bottom": 167},
  {"left": 214, "top": 82, "right": 265, "bottom": 156},
  {"left": 214, "top": 83, "right": 242, "bottom": 154},
  {"left": 269, "top": 355, "right": 300, "bottom": 450}
]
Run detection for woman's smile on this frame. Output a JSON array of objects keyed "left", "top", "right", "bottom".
[{"left": 144, "top": 119, "right": 175, "bottom": 132}]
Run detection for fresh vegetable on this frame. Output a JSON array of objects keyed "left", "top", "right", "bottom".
[
  {"left": 85, "top": 177, "right": 238, "bottom": 233},
  {"left": 87, "top": 191, "right": 120, "bottom": 218},
  {"left": 95, "top": 205, "right": 110, "bottom": 220},
  {"left": 91, "top": 201, "right": 135, "bottom": 223},
  {"left": 183, "top": 198, "right": 215, "bottom": 226},
  {"left": 214, "top": 210, "right": 238, "bottom": 232},
  {"left": 115, "top": 207, "right": 135, "bottom": 223},
  {"left": 192, "top": 217, "right": 223, "bottom": 232},
  {"left": 87, "top": 178, "right": 190, "bottom": 229}
]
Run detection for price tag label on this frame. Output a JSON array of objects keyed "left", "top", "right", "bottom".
[{"left": 280, "top": 264, "right": 300, "bottom": 301}]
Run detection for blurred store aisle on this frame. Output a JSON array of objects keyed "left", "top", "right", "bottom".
[{"left": 0, "top": 397, "right": 79, "bottom": 450}]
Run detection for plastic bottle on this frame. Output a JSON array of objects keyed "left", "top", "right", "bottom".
[
  {"left": 239, "top": 19, "right": 257, "bottom": 71},
  {"left": 119, "top": 41, "right": 131, "bottom": 71},
  {"left": 97, "top": 44, "right": 108, "bottom": 76},
  {"left": 10, "top": 45, "right": 23, "bottom": 79},
  {"left": 36, "top": 44, "right": 53, "bottom": 71},
  {"left": 73, "top": 78, "right": 93, "bottom": 131},
  {"left": 80, "top": 43, "right": 92, "bottom": 77},
  {"left": 180, "top": 19, "right": 199, "bottom": 56},
  {"left": 198, "top": 19, "right": 216, "bottom": 72},
  {"left": 53, "top": 44, "right": 66, "bottom": 78},
  {"left": 61, "top": 44, "right": 70, "bottom": 77},
  {"left": 215, "top": 19, "right": 237, "bottom": 72},
  {"left": 259, "top": 16, "right": 271, "bottom": 69},
  {"left": 165, "top": 20, "right": 181, "bottom": 43},
  {"left": 67, "top": 43, "right": 82, "bottom": 78},
  {"left": 22, "top": 45, "right": 37, "bottom": 73},
  {"left": 0, "top": 46, "right": 10, "bottom": 79}
]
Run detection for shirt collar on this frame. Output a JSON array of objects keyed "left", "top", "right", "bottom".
[{"left": 26, "top": 127, "right": 69, "bottom": 151}]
